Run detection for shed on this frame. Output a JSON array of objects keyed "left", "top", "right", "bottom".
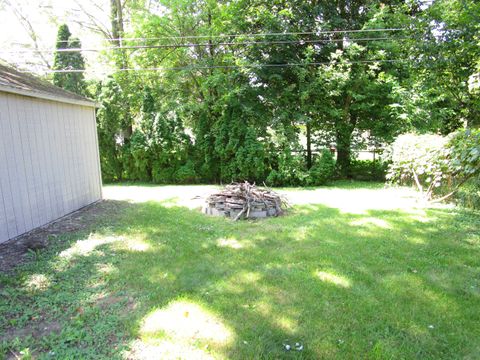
[{"left": 0, "top": 63, "right": 102, "bottom": 244}]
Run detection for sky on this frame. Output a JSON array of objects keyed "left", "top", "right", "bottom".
[
  {"left": 0, "top": 0, "right": 111, "bottom": 78},
  {"left": 0, "top": 0, "right": 436, "bottom": 80}
]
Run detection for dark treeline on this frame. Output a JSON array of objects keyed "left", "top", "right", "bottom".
[{"left": 54, "top": 0, "right": 480, "bottom": 185}]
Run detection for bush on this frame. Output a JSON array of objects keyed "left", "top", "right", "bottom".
[
  {"left": 127, "top": 130, "right": 152, "bottom": 181},
  {"left": 175, "top": 160, "right": 197, "bottom": 184},
  {"left": 266, "top": 166, "right": 308, "bottom": 187},
  {"left": 265, "top": 150, "right": 308, "bottom": 187},
  {"left": 266, "top": 149, "right": 336, "bottom": 187},
  {"left": 448, "top": 129, "right": 480, "bottom": 208},
  {"left": 387, "top": 130, "right": 480, "bottom": 202},
  {"left": 449, "top": 128, "right": 480, "bottom": 181},
  {"left": 386, "top": 133, "right": 451, "bottom": 199},
  {"left": 307, "top": 150, "right": 336, "bottom": 185},
  {"left": 152, "top": 162, "right": 176, "bottom": 184},
  {"left": 350, "top": 159, "right": 388, "bottom": 181},
  {"left": 454, "top": 176, "right": 480, "bottom": 210}
]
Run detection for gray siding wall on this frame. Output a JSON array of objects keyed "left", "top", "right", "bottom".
[{"left": 0, "top": 92, "right": 102, "bottom": 244}]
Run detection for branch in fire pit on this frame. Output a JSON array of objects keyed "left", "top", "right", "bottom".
[{"left": 203, "top": 181, "right": 288, "bottom": 220}]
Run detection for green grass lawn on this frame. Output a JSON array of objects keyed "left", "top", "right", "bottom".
[{"left": 1, "top": 183, "right": 479, "bottom": 359}]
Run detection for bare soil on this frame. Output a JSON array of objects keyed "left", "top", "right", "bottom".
[{"left": 0, "top": 200, "right": 124, "bottom": 274}]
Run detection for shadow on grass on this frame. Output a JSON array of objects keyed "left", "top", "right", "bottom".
[{"left": 1, "top": 199, "right": 479, "bottom": 359}]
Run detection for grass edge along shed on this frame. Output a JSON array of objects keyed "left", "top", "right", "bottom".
[{"left": 0, "top": 63, "right": 101, "bottom": 244}]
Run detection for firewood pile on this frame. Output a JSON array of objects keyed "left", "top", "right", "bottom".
[{"left": 203, "top": 182, "right": 288, "bottom": 220}]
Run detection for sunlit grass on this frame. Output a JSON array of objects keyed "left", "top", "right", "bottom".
[
  {"left": 23, "top": 274, "right": 51, "bottom": 292},
  {"left": 314, "top": 271, "right": 351, "bottom": 288},
  {"left": 140, "top": 300, "right": 233, "bottom": 345},
  {"left": 0, "top": 183, "right": 479, "bottom": 359}
]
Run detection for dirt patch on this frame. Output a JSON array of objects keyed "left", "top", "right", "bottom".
[
  {"left": 96, "top": 294, "right": 138, "bottom": 312},
  {"left": 0, "top": 200, "right": 126, "bottom": 274},
  {"left": 3, "top": 318, "right": 62, "bottom": 342},
  {"left": 3, "top": 317, "right": 62, "bottom": 360}
]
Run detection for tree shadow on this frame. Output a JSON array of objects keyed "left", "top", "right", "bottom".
[{"left": 1, "top": 199, "right": 479, "bottom": 359}]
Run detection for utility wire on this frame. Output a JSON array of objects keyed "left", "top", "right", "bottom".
[
  {"left": 24, "top": 59, "right": 418, "bottom": 74},
  {"left": 1, "top": 37, "right": 415, "bottom": 54},
  {"left": 50, "top": 27, "right": 411, "bottom": 44}
]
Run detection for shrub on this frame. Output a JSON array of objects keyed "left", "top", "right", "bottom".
[
  {"left": 175, "top": 160, "right": 197, "bottom": 184},
  {"left": 449, "top": 128, "right": 480, "bottom": 181},
  {"left": 266, "top": 152, "right": 308, "bottom": 187},
  {"left": 127, "top": 130, "right": 152, "bottom": 181},
  {"left": 350, "top": 159, "right": 388, "bottom": 181},
  {"left": 307, "top": 150, "right": 336, "bottom": 185},
  {"left": 152, "top": 162, "right": 176, "bottom": 184},
  {"left": 386, "top": 133, "right": 450, "bottom": 199},
  {"left": 96, "top": 78, "right": 127, "bottom": 182},
  {"left": 454, "top": 176, "right": 480, "bottom": 210},
  {"left": 387, "top": 130, "right": 480, "bottom": 202}
]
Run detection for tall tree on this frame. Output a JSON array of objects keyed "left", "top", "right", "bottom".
[
  {"left": 419, "top": 0, "right": 480, "bottom": 130},
  {"left": 93, "top": 0, "right": 480, "bottom": 184},
  {"left": 52, "top": 24, "right": 86, "bottom": 95},
  {"left": 228, "top": 0, "right": 409, "bottom": 176}
]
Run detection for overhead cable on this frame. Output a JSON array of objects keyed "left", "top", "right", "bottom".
[
  {"left": 1, "top": 36, "right": 415, "bottom": 54},
  {"left": 25, "top": 59, "right": 418, "bottom": 74}
]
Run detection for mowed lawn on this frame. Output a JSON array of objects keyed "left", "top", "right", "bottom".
[{"left": 1, "top": 183, "right": 479, "bottom": 359}]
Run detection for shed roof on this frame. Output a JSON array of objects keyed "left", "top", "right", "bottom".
[{"left": 0, "top": 63, "right": 96, "bottom": 107}]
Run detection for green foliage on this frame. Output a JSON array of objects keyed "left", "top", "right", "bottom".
[
  {"left": 418, "top": 0, "right": 480, "bottom": 129},
  {"left": 266, "top": 163, "right": 307, "bottom": 187},
  {"left": 97, "top": 0, "right": 418, "bottom": 184},
  {"left": 448, "top": 129, "right": 480, "bottom": 209},
  {"left": 350, "top": 159, "right": 388, "bottom": 182},
  {"left": 52, "top": 24, "right": 86, "bottom": 95},
  {"left": 387, "top": 133, "right": 451, "bottom": 198},
  {"left": 387, "top": 130, "right": 480, "bottom": 202},
  {"left": 96, "top": 78, "right": 126, "bottom": 182},
  {"left": 266, "top": 147, "right": 308, "bottom": 187},
  {"left": 91, "top": 0, "right": 479, "bottom": 186},
  {"left": 98, "top": 85, "right": 195, "bottom": 184},
  {"left": 211, "top": 82, "right": 270, "bottom": 183},
  {"left": 306, "top": 44, "right": 402, "bottom": 176},
  {"left": 449, "top": 128, "right": 480, "bottom": 178},
  {"left": 307, "top": 150, "right": 336, "bottom": 186},
  {"left": 127, "top": 130, "right": 151, "bottom": 181},
  {"left": 454, "top": 176, "right": 480, "bottom": 210},
  {"left": 175, "top": 160, "right": 197, "bottom": 184}
]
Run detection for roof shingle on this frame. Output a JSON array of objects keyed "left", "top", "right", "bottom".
[{"left": 0, "top": 63, "right": 95, "bottom": 107}]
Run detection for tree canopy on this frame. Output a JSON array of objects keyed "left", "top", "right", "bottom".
[
  {"left": 52, "top": 24, "right": 86, "bottom": 95},
  {"left": 46, "top": 0, "right": 479, "bottom": 185}
]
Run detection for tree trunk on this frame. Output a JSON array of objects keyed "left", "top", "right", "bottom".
[
  {"left": 110, "top": 0, "right": 120, "bottom": 46},
  {"left": 335, "top": 95, "right": 354, "bottom": 177},
  {"left": 336, "top": 132, "right": 352, "bottom": 177},
  {"left": 110, "top": 0, "right": 127, "bottom": 68},
  {"left": 306, "top": 121, "right": 312, "bottom": 169},
  {"left": 110, "top": 0, "right": 132, "bottom": 140}
]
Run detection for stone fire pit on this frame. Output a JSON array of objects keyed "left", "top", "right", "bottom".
[{"left": 203, "top": 182, "right": 288, "bottom": 220}]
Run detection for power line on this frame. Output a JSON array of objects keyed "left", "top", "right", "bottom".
[
  {"left": 50, "top": 27, "right": 411, "bottom": 44},
  {"left": 23, "top": 59, "right": 415, "bottom": 74},
  {"left": 1, "top": 36, "right": 416, "bottom": 55}
]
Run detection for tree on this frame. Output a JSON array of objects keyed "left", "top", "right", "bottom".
[
  {"left": 226, "top": 0, "right": 409, "bottom": 176},
  {"left": 88, "top": 0, "right": 479, "bottom": 185},
  {"left": 52, "top": 24, "right": 86, "bottom": 95},
  {"left": 95, "top": 77, "right": 127, "bottom": 181},
  {"left": 307, "top": 44, "right": 402, "bottom": 176},
  {"left": 407, "top": 0, "right": 480, "bottom": 130}
]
